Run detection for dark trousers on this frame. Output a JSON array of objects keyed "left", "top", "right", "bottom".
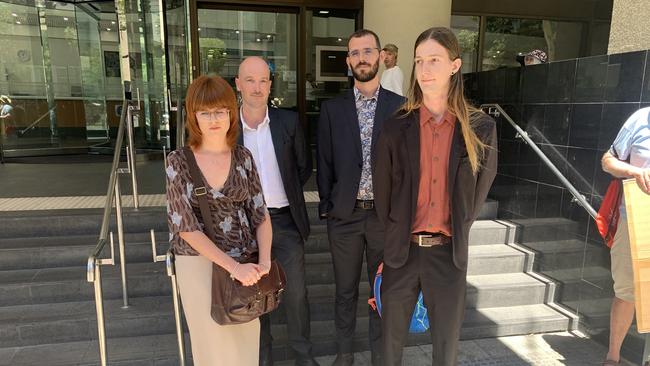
[
  {"left": 327, "top": 207, "right": 384, "bottom": 361},
  {"left": 381, "top": 242, "right": 466, "bottom": 366},
  {"left": 260, "top": 210, "right": 312, "bottom": 361}
]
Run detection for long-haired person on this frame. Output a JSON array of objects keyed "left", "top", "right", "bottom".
[
  {"left": 373, "top": 27, "right": 498, "bottom": 366},
  {"left": 165, "top": 75, "right": 272, "bottom": 365}
]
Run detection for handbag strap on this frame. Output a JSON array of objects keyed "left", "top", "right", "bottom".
[{"left": 181, "top": 147, "right": 218, "bottom": 242}]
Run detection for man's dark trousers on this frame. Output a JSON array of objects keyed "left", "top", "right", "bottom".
[
  {"left": 381, "top": 243, "right": 466, "bottom": 366},
  {"left": 260, "top": 209, "right": 312, "bottom": 361},
  {"left": 327, "top": 206, "right": 384, "bottom": 363}
]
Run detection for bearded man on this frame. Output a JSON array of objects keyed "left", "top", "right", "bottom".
[{"left": 316, "top": 29, "right": 405, "bottom": 366}]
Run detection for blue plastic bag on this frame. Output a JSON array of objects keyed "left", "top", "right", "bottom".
[{"left": 369, "top": 263, "right": 430, "bottom": 333}]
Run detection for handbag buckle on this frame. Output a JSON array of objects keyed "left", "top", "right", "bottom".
[{"left": 194, "top": 186, "right": 207, "bottom": 196}]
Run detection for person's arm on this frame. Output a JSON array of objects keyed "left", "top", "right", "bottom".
[
  {"left": 317, "top": 102, "right": 333, "bottom": 218},
  {"left": 292, "top": 112, "right": 312, "bottom": 186},
  {"left": 373, "top": 127, "right": 392, "bottom": 226},
  {"left": 472, "top": 119, "right": 498, "bottom": 220},
  {"left": 254, "top": 212, "right": 272, "bottom": 274},
  {"left": 395, "top": 68, "right": 404, "bottom": 96},
  {"left": 602, "top": 151, "right": 650, "bottom": 194},
  {"left": 242, "top": 148, "right": 273, "bottom": 274}
]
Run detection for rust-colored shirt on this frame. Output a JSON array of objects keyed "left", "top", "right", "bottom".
[{"left": 412, "top": 107, "right": 455, "bottom": 236}]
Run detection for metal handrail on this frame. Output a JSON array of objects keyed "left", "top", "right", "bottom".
[
  {"left": 150, "top": 229, "right": 186, "bottom": 366},
  {"left": 86, "top": 98, "right": 140, "bottom": 366},
  {"left": 480, "top": 103, "right": 598, "bottom": 220}
]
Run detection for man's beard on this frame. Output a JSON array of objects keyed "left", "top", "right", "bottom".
[{"left": 351, "top": 60, "right": 379, "bottom": 82}]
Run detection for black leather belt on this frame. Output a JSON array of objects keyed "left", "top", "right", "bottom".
[
  {"left": 355, "top": 200, "right": 374, "bottom": 210},
  {"left": 268, "top": 206, "right": 290, "bottom": 215},
  {"left": 410, "top": 233, "right": 451, "bottom": 247}
]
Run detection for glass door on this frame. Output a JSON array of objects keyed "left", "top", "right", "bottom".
[{"left": 195, "top": 6, "right": 298, "bottom": 109}]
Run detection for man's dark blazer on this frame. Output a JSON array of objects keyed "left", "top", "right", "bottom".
[
  {"left": 238, "top": 107, "right": 312, "bottom": 240},
  {"left": 373, "top": 109, "right": 498, "bottom": 270},
  {"left": 317, "top": 86, "right": 405, "bottom": 220}
]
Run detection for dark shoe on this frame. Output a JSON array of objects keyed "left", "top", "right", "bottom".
[
  {"left": 370, "top": 353, "right": 383, "bottom": 366},
  {"left": 601, "top": 360, "right": 619, "bottom": 366},
  {"left": 260, "top": 351, "right": 273, "bottom": 366},
  {"left": 331, "top": 353, "right": 354, "bottom": 366},
  {"left": 295, "top": 356, "right": 320, "bottom": 366}
]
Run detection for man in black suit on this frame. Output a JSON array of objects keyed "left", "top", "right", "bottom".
[
  {"left": 373, "top": 27, "right": 497, "bottom": 366},
  {"left": 317, "top": 29, "right": 405, "bottom": 366},
  {"left": 235, "top": 56, "right": 317, "bottom": 366}
]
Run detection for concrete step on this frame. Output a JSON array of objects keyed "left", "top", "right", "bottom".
[
  {"left": 270, "top": 304, "right": 570, "bottom": 361},
  {"left": 522, "top": 239, "right": 610, "bottom": 271},
  {"left": 0, "top": 272, "right": 549, "bottom": 347},
  {"left": 0, "top": 208, "right": 168, "bottom": 239},
  {"left": 0, "top": 333, "right": 191, "bottom": 366},
  {"left": 508, "top": 217, "right": 581, "bottom": 243},
  {"left": 0, "top": 232, "right": 169, "bottom": 271},
  {"left": 0, "top": 302, "right": 569, "bottom": 364},
  {"left": 0, "top": 263, "right": 170, "bottom": 307}
]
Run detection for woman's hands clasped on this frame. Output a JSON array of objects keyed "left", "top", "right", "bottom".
[{"left": 229, "top": 261, "right": 270, "bottom": 286}]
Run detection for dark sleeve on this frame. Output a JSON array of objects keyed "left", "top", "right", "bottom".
[
  {"left": 241, "top": 148, "right": 268, "bottom": 229},
  {"left": 472, "top": 118, "right": 498, "bottom": 220},
  {"left": 316, "top": 102, "right": 333, "bottom": 218},
  {"left": 292, "top": 112, "right": 312, "bottom": 186},
  {"left": 373, "top": 126, "right": 393, "bottom": 227},
  {"left": 166, "top": 151, "right": 202, "bottom": 234}
]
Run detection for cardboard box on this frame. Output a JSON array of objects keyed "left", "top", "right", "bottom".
[{"left": 623, "top": 179, "right": 650, "bottom": 333}]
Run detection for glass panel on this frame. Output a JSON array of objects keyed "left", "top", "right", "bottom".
[
  {"left": 0, "top": 0, "right": 51, "bottom": 149},
  {"left": 197, "top": 8, "right": 298, "bottom": 109},
  {"left": 482, "top": 17, "right": 584, "bottom": 71},
  {"left": 75, "top": 4, "right": 109, "bottom": 140},
  {"left": 451, "top": 15, "right": 480, "bottom": 74},
  {"left": 305, "top": 9, "right": 356, "bottom": 144},
  {"left": 165, "top": 0, "right": 190, "bottom": 149}
]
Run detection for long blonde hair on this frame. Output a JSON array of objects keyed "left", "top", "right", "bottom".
[{"left": 401, "top": 27, "right": 486, "bottom": 174}]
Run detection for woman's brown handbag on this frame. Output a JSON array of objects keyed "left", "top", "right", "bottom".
[{"left": 182, "top": 147, "right": 286, "bottom": 325}]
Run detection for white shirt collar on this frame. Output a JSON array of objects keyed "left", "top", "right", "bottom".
[{"left": 240, "top": 106, "right": 270, "bottom": 131}]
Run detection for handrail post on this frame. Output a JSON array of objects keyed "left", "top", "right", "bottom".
[
  {"left": 115, "top": 177, "right": 130, "bottom": 308},
  {"left": 169, "top": 255, "right": 186, "bottom": 366},
  {"left": 150, "top": 230, "right": 186, "bottom": 365},
  {"left": 126, "top": 104, "right": 139, "bottom": 209},
  {"left": 93, "top": 262, "right": 108, "bottom": 366}
]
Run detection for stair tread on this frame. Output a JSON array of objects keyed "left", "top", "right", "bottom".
[
  {"left": 0, "top": 262, "right": 165, "bottom": 286},
  {"left": 0, "top": 333, "right": 185, "bottom": 366},
  {"left": 467, "top": 244, "right": 523, "bottom": 257},
  {"left": 0, "top": 232, "right": 168, "bottom": 250},
  {"left": 0, "top": 271, "right": 548, "bottom": 326},
  {"left": 466, "top": 272, "right": 545, "bottom": 288}
]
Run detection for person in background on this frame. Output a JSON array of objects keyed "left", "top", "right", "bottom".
[
  {"left": 600, "top": 107, "right": 650, "bottom": 366},
  {"left": 373, "top": 27, "right": 497, "bottom": 366},
  {"left": 516, "top": 49, "right": 548, "bottom": 67},
  {"left": 0, "top": 95, "right": 14, "bottom": 137},
  {"left": 380, "top": 44, "right": 404, "bottom": 96},
  {"left": 166, "top": 75, "right": 272, "bottom": 366},
  {"left": 235, "top": 56, "right": 317, "bottom": 366}
]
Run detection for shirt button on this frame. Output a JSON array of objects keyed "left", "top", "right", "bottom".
[
  {"left": 430, "top": 202, "right": 435, "bottom": 207},
  {"left": 433, "top": 179, "right": 437, "bottom": 184},
  {"left": 433, "top": 157, "right": 439, "bottom": 162}
]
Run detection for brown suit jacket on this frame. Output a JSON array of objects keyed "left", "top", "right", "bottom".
[{"left": 373, "top": 109, "right": 498, "bottom": 270}]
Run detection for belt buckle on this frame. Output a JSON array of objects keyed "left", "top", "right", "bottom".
[
  {"left": 364, "top": 201, "right": 373, "bottom": 209},
  {"left": 418, "top": 234, "right": 434, "bottom": 247}
]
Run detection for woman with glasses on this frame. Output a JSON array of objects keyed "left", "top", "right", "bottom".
[{"left": 165, "top": 75, "right": 272, "bottom": 365}]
